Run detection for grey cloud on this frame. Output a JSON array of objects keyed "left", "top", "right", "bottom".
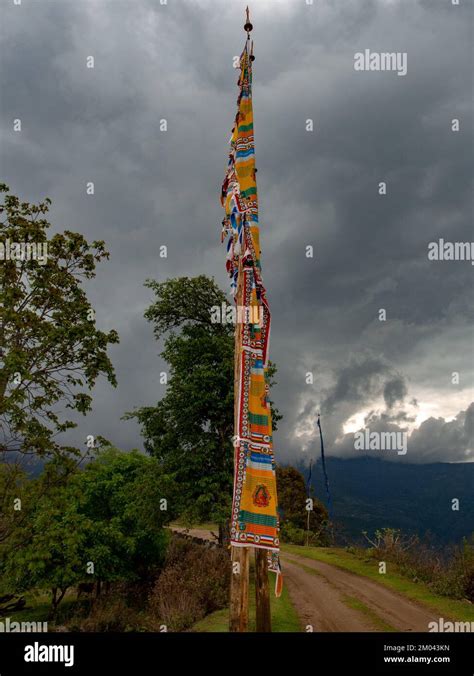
[
  {"left": 322, "top": 356, "right": 390, "bottom": 415},
  {"left": 0, "top": 0, "right": 472, "bottom": 462},
  {"left": 408, "top": 403, "right": 474, "bottom": 463},
  {"left": 326, "top": 402, "right": 474, "bottom": 464},
  {"left": 383, "top": 376, "right": 407, "bottom": 409}
]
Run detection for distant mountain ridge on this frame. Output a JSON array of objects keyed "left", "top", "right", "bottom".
[
  {"left": 295, "top": 457, "right": 474, "bottom": 545},
  {"left": 11, "top": 452, "right": 474, "bottom": 545}
]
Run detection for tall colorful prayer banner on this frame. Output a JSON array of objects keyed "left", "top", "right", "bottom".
[{"left": 220, "top": 37, "right": 282, "bottom": 595}]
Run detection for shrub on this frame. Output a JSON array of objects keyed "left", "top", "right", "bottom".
[
  {"left": 281, "top": 523, "right": 306, "bottom": 546},
  {"left": 68, "top": 597, "right": 145, "bottom": 632},
  {"left": 362, "top": 529, "right": 474, "bottom": 601},
  {"left": 149, "top": 537, "right": 230, "bottom": 631}
]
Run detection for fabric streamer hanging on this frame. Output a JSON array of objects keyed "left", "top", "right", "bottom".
[{"left": 220, "top": 37, "right": 282, "bottom": 597}]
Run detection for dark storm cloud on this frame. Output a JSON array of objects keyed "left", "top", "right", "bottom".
[
  {"left": 383, "top": 376, "right": 407, "bottom": 409},
  {"left": 0, "top": 0, "right": 472, "bottom": 461},
  {"left": 322, "top": 356, "right": 390, "bottom": 414}
]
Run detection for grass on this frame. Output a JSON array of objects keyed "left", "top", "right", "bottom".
[
  {"left": 192, "top": 573, "right": 301, "bottom": 632},
  {"left": 6, "top": 590, "right": 79, "bottom": 627},
  {"left": 191, "top": 606, "right": 229, "bottom": 632},
  {"left": 343, "top": 595, "right": 396, "bottom": 632},
  {"left": 283, "top": 544, "right": 474, "bottom": 622}
]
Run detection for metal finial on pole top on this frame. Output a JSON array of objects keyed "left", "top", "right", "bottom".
[
  {"left": 244, "top": 7, "right": 255, "bottom": 61},
  {"left": 244, "top": 6, "right": 253, "bottom": 37}
]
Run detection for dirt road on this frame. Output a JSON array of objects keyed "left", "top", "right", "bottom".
[
  {"left": 282, "top": 551, "right": 438, "bottom": 632},
  {"left": 171, "top": 528, "right": 438, "bottom": 632}
]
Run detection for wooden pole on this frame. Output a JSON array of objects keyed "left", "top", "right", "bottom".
[
  {"left": 306, "top": 506, "right": 310, "bottom": 546},
  {"left": 230, "top": 547, "right": 250, "bottom": 631},
  {"left": 255, "top": 548, "right": 271, "bottom": 632},
  {"left": 229, "top": 260, "right": 250, "bottom": 632}
]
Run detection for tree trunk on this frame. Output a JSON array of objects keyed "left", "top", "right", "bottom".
[
  {"left": 48, "top": 587, "right": 58, "bottom": 621},
  {"left": 218, "top": 520, "right": 230, "bottom": 547},
  {"left": 49, "top": 587, "right": 67, "bottom": 621}
]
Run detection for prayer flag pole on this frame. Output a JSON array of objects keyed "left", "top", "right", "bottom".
[
  {"left": 230, "top": 258, "right": 250, "bottom": 632},
  {"left": 223, "top": 7, "right": 281, "bottom": 633}
]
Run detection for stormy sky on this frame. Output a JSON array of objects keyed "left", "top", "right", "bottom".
[{"left": 0, "top": 0, "right": 472, "bottom": 465}]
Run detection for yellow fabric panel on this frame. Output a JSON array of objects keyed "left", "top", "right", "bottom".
[
  {"left": 236, "top": 165, "right": 254, "bottom": 179},
  {"left": 250, "top": 380, "right": 265, "bottom": 396},
  {"left": 241, "top": 480, "right": 277, "bottom": 516},
  {"left": 249, "top": 395, "right": 268, "bottom": 416}
]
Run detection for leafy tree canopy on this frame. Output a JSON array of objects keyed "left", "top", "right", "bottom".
[
  {"left": 127, "top": 276, "right": 281, "bottom": 530},
  {"left": 0, "top": 184, "right": 119, "bottom": 457},
  {"left": 1, "top": 448, "right": 174, "bottom": 615}
]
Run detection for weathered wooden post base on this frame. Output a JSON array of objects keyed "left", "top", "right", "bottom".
[{"left": 229, "top": 547, "right": 250, "bottom": 632}]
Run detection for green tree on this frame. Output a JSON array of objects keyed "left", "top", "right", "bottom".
[
  {"left": 1, "top": 457, "right": 90, "bottom": 619},
  {"left": 0, "top": 460, "right": 27, "bottom": 546},
  {"left": 127, "top": 276, "right": 280, "bottom": 541},
  {"left": 277, "top": 465, "right": 329, "bottom": 545},
  {"left": 2, "top": 448, "right": 174, "bottom": 618},
  {"left": 74, "top": 447, "right": 175, "bottom": 582},
  {"left": 0, "top": 184, "right": 119, "bottom": 457}
]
